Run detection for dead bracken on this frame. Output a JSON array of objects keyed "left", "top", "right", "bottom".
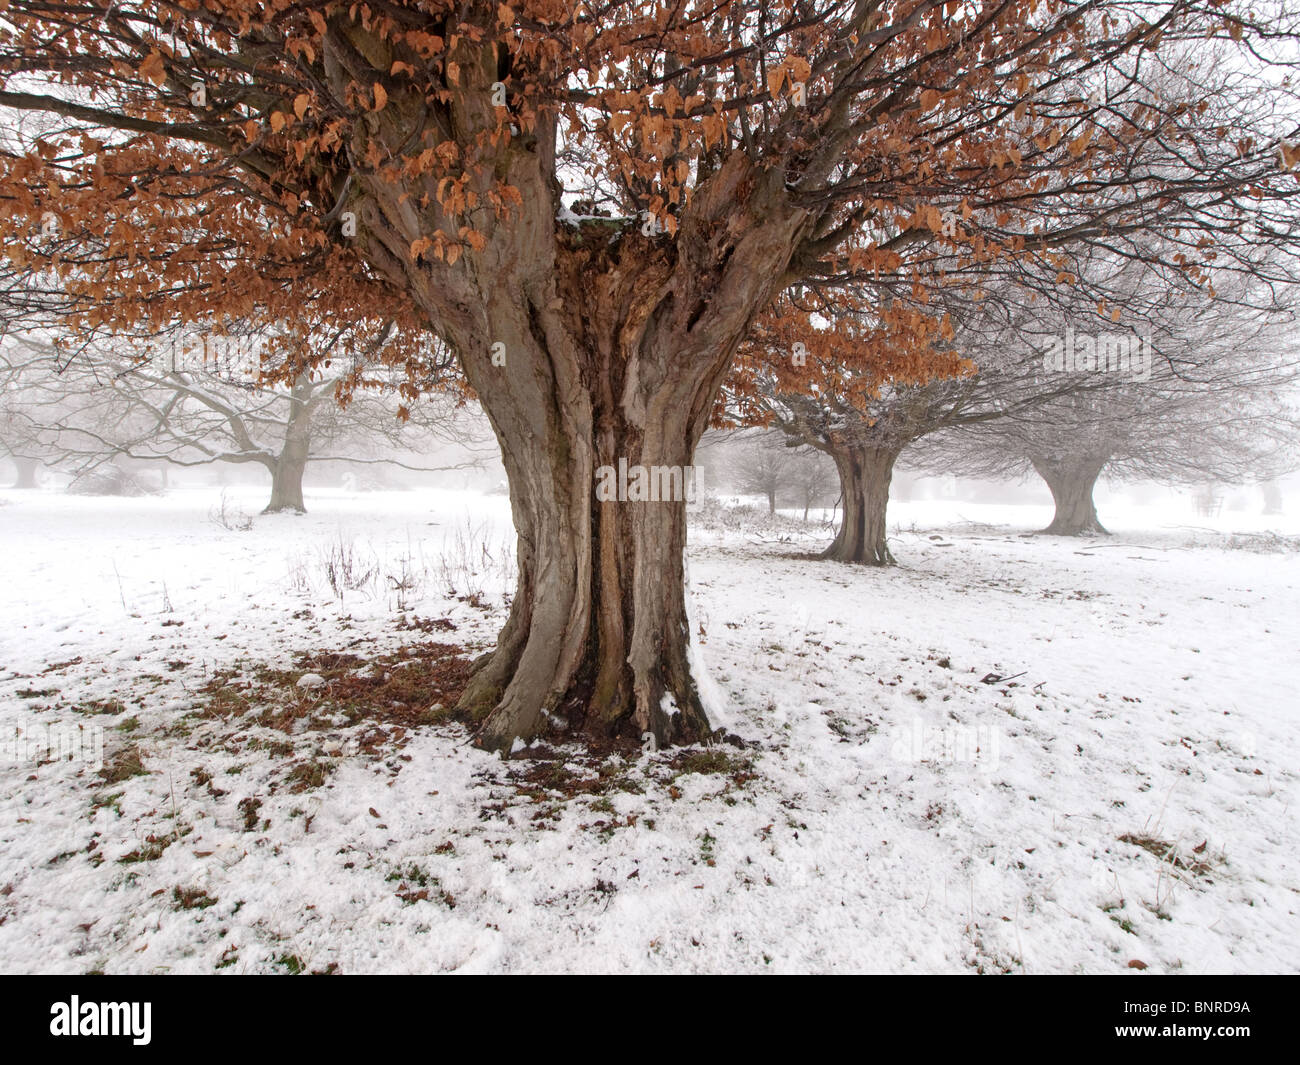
[{"left": 196, "top": 641, "right": 474, "bottom": 733}]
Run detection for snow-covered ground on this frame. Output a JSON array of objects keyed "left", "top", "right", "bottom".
[{"left": 1, "top": 485, "right": 1297, "bottom": 973}]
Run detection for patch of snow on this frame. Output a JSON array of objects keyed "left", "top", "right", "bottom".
[
  {"left": 683, "top": 554, "right": 731, "bottom": 733},
  {"left": 1, "top": 485, "right": 1297, "bottom": 973}
]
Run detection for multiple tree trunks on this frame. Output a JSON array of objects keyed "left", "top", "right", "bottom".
[
  {"left": 1031, "top": 456, "right": 1109, "bottom": 535},
  {"left": 352, "top": 135, "right": 810, "bottom": 751},
  {"left": 824, "top": 445, "right": 902, "bottom": 565},
  {"left": 446, "top": 304, "right": 729, "bottom": 753}
]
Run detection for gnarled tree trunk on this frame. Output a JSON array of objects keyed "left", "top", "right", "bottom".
[
  {"left": 824, "top": 445, "right": 901, "bottom": 564},
  {"left": 457, "top": 370, "right": 715, "bottom": 753},
  {"left": 358, "top": 163, "right": 807, "bottom": 750},
  {"left": 1031, "top": 455, "right": 1108, "bottom": 535},
  {"left": 319, "top": 24, "right": 816, "bottom": 752}
]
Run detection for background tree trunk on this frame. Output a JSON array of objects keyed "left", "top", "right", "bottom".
[
  {"left": 10, "top": 455, "right": 39, "bottom": 489},
  {"left": 263, "top": 376, "right": 314, "bottom": 514},
  {"left": 824, "top": 445, "right": 901, "bottom": 564},
  {"left": 1032, "top": 456, "right": 1109, "bottom": 535},
  {"left": 1262, "top": 479, "right": 1283, "bottom": 515},
  {"left": 264, "top": 448, "right": 307, "bottom": 513}
]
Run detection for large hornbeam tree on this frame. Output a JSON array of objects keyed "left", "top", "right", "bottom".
[
  {"left": 0, "top": 1, "right": 1297, "bottom": 751},
  {"left": 726, "top": 290, "right": 975, "bottom": 563}
]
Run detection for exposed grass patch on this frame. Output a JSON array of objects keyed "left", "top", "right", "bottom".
[
  {"left": 237, "top": 796, "right": 263, "bottom": 832},
  {"left": 172, "top": 886, "right": 218, "bottom": 911},
  {"left": 194, "top": 642, "right": 472, "bottom": 734},
  {"left": 284, "top": 758, "right": 331, "bottom": 793},
  {"left": 99, "top": 745, "right": 147, "bottom": 783},
  {"left": 668, "top": 747, "right": 758, "bottom": 787},
  {"left": 119, "top": 835, "right": 172, "bottom": 864},
  {"left": 1110, "top": 913, "right": 1138, "bottom": 935},
  {"left": 386, "top": 863, "right": 456, "bottom": 908},
  {"left": 505, "top": 756, "right": 645, "bottom": 805},
  {"left": 79, "top": 697, "right": 128, "bottom": 717},
  {"left": 91, "top": 790, "right": 124, "bottom": 816},
  {"left": 276, "top": 953, "right": 305, "bottom": 975},
  {"left": 1119, "top": 833, "right": 1216, "bottom": 877}
]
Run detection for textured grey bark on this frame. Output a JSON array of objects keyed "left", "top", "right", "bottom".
[
  {"left": 351, "top": 140, "right": 810, "bottom": 751},
  {"left": 824, "top": 445, "right": 901, "bottom": 565}
]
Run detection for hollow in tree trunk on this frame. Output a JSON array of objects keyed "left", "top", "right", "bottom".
[
  {"left": 1031, "top": 456, "right": 1109, "bottom": 535},
  {"left": 824, "top": 445, "right": 901, "bottom": 564}
]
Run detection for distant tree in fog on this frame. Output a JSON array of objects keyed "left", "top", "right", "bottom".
[
  {"left": 788, "top": 448, "right": 838, "bottom": 521},
  {"left": 916, "top": 285, "right": 1300, "bottom": 535},
  {"left": 1262, "top": 479, "right": 1285, "bottom": 515},
  {"left": 724, "top": 431, "right": 837, "bottom": 519},
  {"left": 726, "top": 432, "right": 795, "bottom": 515},
  {"left": 0, "top": 330, "right": 490, "bottom": 512}
]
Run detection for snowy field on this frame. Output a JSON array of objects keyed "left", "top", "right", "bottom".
[{"left": 1, "top": 484, "right": 1298, "bottom": 973}]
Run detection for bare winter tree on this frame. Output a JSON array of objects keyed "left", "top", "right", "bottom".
[
  {"left": 730, "top": 285, "right": 1109, "bottom": 562},
  {"left": 726, "top": 431, "right": 798, "bottom": 515},
  {"left": 915, "top": 285, "right": 1300, "bottom": 534},
  {"left": 728, "top": 45, "right": 1300, "bottom": 563},
  {"left": 0, "top": 406, "right": 41, "bottom": 488},
  {"left": 787, "top": 447, "right": 838, "bottom": 521},
  {"left": 719, "top": 429, "right": 836, "bottom": 517},
  {"left": 0, "top": 330, "right": 488, "bottom": 512}
]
